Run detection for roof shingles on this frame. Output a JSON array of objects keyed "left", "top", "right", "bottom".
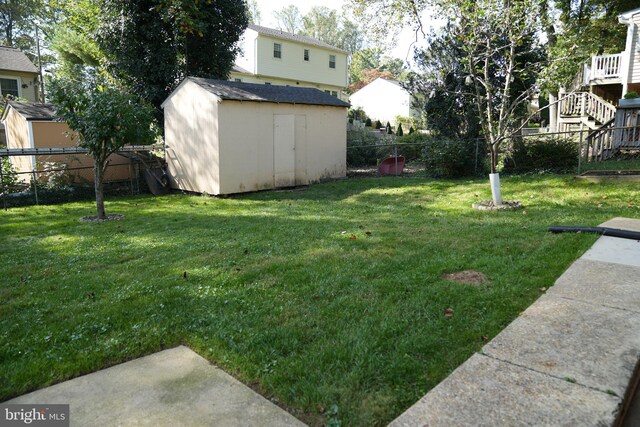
[
  {"left": 0, "top": 46, "right": 39, "bottom": 74},
  {"left": 189, "top": 78, "right": 350, "bottom": 108}
]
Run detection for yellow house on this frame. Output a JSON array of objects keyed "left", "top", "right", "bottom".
[
  {"left": 230, "top": 24, "right": 348, "bottom": 100},
  {"left": 0, "top": 46, "right": 41, "bottom": 102},
  {"left": 1, "top": 101, "right": 132, "bottom": 184},
  {"left": 162, "top": 77, "right": 349, "bottom": 195}
]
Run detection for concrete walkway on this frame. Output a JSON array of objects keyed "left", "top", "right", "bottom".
[
  {"left": 4, "top": 346, "right": 306, "bottom": 427},
  {"left": 391, "top": 217, "right": 640, "bottom": 426}
]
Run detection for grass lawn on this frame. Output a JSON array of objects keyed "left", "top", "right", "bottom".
[{"left": 1, "top": 175, "right": 638, "bottom": 425}]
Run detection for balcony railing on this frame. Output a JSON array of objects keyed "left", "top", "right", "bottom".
[{"left": 591, "top": 53, "right": 622, "bottom": 80}]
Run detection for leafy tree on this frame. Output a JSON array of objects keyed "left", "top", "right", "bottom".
[
  {"left": 396, "top": 123, "right": 403, "bottom": 136},
  {"left": 246, "top": 0, "right": 261, "bottom": 25},
  {"left": 49, "top": 71, "right": 158, "bottom": 219},
  {"left": 273, "top": 5, "right": 303, "bottom": 34},
  {"left": 365, "top": 117, "right": 372, "bottom": 127},
  {"left": 375, "top": 120, "right": 383, "bottom": 129},
  {"left": 404, "top": 24, "right": 481, "bottom": 140},
  {"left": 300, "top": 6, "right": 364, "bottom": 53},
  {"left": 348, "top": 68, "right": 395, "bottom": 92},
  {"left": 349, "top": 49, "right": 408, "bottom": 91},
  {"left": 386, "top": 121, "right": 392, "bottom": 134},
  {"left": 409, "top": 126, "right": 415, "bottom": 134},
  {"left": 0, "top": 0, "right": 41, "bottom": 47},
  {"left": 98, "top": 0, "right": 248, "bottom": 119}
]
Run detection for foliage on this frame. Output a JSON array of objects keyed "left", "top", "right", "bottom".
[
  {"left": 273, "top": 5, "right": 303, "bottom": 33},
  {"left": 348, "top": 107, "right": 369, "bottom": 123},
  {"left": 97, "top": 0, "right": 248, "bottom": 117},
  {"left": 298, "top": 6, "right": 364, "bottom": 53},
  {"left": 395, "top": 132, "right": 426, "bottom": 161},
  {"left": 386, "top": 122, "right": 392, "bottom": 134},
  {"left": 1, "top": 157, "right": 18, "bottom": 190},
  {"left": 624, "top": 91, "right": 639, "bottom": 99},
  {"left": 404, "top": 24, "right": 481, "bottom": 140},
  {"left": 503, "top": 137, "right": 578, "bottom": 174},
  {"left": 375, "top": 120, "right": 383, "bottom": 129},
  {"left": 246, "top": 0, "right": 261, "bottom": 24},
  {"left": 48, "top": 70, "right": 158, "bottom": 218},
  {"left": 346, "top": 130, "right": 380, "bottom": 166},
  {"left": 38, "top": 161, "right": 71, "bottom": 189},
  {"left": 424, "top": 136, "right": 482, "bottom": 178},
  {"left": 365, "top": 118, "right": 372, "bottom": 127},
  {"left": 397, "top": 123, "right": 403, "bottom": 136},
  {"left": 540, "top": 0, "right": 637, "bottom": 92},
  {"left": 4, "top": 176, "right": 635, "bottom": 424}
]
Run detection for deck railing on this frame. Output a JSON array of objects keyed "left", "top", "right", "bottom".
[
  {"left": 590, "top": 53, "right": 622, "bottom": 80},
  {"left": 559, "top": 92, "right": 616, "bottom": 124}
]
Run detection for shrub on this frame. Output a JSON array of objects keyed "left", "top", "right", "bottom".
[
  {"left": 365, "top": 118, "right": 372, "bottom": 127},
  {"left": 375, "top": 120, "right": 383, "bottom": 129},
  {"left": 397, "top": 123, "right": 404, "bottom": 137},
  {"left": 503, "top": 137, "right": 578, "bottom": 173},
  {"left": 409, "top": 127, "right": 415, "bottom": 134},
  {"left": 1, "top": 157, "right": 18, "bottom": 190},
  {"left": 423, "top": 136, "right": 480, "bottom": 178},
  {"left": 347, "top": 130, "right": 381, "bottom": 166},
  {"left": 395, "top": 132, "right": 426, "bottom": 161},
  {"left": 624, "top": 91, "right": 639, "bottom": 99},
  {"left": 386, "top": 122, "right": 392, "bottom": 134}
]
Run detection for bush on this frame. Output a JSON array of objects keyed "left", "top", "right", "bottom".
[
  {"left": 424, "top": 136, "right": 480, "bottom": 178},
  {"left": 1, "top": 157, "right": 18, "bottom": 190},
  {"left": 347, "top": 130, "right": 381, "bottom": 166},
  {"left": 365, "top": 118, "right": 372, "bottom": 127},
  {"left": 397, "top": 123, "right": 404, "bottom": 136},
  {"left": 375, "top": 120, "right": 383, "bottom": 129},
  {"left": 409, "top": 127, "right": 415, "bottom": 134},
  {"left": 386, "top": 122, "right": 392, "bottom": 134},
  {"left": 503, "top": 137, "right": 578, "bottom": 174},
  {"left": 395, "top": 132, "right": 426, "bottom": 161}
]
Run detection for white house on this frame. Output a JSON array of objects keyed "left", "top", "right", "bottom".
[
  {"left": 348, "top": 78, "right": 420, "bottom": 126},
  {"left": 230, "top": 24, "right": 348, "bottom": 100},
  {"left": 162, "top": 78, "right": 350, "bottom": 196}
]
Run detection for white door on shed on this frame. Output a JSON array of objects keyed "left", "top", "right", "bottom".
[{"left": 273, "top": 114, "right": 296, "bottom": 187}]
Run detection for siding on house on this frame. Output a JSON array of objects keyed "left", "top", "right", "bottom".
[
  {"left": 231, "top": 25, "right": 348, "bottom": 100},
  {"left": 0, "top": 70, "right": 40, "bottom": 102},
  {"left": 349, "top": 78, "right": 419, "bottom": 126},
  {"left": 630, "top": 14, "right": 640, "bottom": 83}
]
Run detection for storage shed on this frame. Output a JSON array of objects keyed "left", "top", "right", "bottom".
[
  {"left": 162, "top": 77, "right": 350, "bottom": 195},
  {"left": 1, "top": 100, "right": 133, "bottom": 184}
]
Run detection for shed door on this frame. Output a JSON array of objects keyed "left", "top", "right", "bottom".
[{"left": 274, "top": 114, "right": 296, "bottom": 187}]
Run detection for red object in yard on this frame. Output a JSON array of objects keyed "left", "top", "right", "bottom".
[{"left": 378, "top": 155, "right": 405, "bottom": 176}]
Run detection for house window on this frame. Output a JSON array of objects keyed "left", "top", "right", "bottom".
[
  {"left": 331, "top": 91, "right": 338, "bottom": 97},
  {"left": 265, "top": 82, "right": 272, "bottom": 85},
  {"left": 273, "top": 43, "right": 282, "bottom": 59},
  {"left": 324, "top": 90, "right": 330, "bottom": 94},
  {"left": 304, "top": 49, "right": 309, "bottom": 61},
  {"left": 329, "top": 54, "right": 336, "bottom": 69},
  {"left": 234, "top": 78, "right": 242, "bottom": 82},
  {"left": 0, "top": 78, "right": 20, "bottom": 97}
]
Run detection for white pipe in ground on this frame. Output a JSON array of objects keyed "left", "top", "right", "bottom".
[{"left": 489, "top": 173, "right": 503, "bottom": 205}]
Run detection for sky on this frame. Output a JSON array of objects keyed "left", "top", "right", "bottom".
[{"left": 254, "top": 0, "right": 430, "bottom": 62}]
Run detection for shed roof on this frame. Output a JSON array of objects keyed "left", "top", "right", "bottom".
[
  {"left": 247, "top": 24, "right": 347, "bottom": 54},
  {"left": 174, "top": 77, "right": 350, "bottom": 108},
  {"left": 0, "top": 46, "right": 39, "bottom": 74},
  {"left": 2, "top": 100, "right": 59, "bottom": 121}
]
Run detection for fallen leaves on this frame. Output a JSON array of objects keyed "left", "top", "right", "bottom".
[{"left": 443, "top": 307, "right": 454, "bottom": 319}]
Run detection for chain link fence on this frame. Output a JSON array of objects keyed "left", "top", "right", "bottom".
[{"left": 0, "top": 154, "right": 152, "bottom": 209}]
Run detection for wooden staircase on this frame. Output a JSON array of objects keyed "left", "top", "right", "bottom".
[
  {"left": 559, "top": 92, "right": 616, "bottom": 131},
  {"left": 583, "top": 108, "right": 640, "bottom": 162}
]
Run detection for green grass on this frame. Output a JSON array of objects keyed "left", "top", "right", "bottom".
[{"left": 1, "top": 175, "right": 639, "bottom": 425}]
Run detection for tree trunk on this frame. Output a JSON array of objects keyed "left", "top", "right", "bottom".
[{"left": 94, "top": 159, "right": 106, "bottom": 219}]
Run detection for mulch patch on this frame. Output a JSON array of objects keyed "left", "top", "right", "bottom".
[{"left": 443, "top": 270, "right": 490, "bottom": 286}]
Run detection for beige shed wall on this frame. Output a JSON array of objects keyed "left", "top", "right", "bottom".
[
  {"left": 216, "top": 101, "right": 346, "bottom": 195},
  {"left": 4, "top": 106, "right": 32, "bottom": 182},
  {"left": 164, "top": 80, "right": 220, "bottom": 195}
]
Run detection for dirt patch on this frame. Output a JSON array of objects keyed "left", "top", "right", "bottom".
[
  {"left": 80, "top": 213, "right": 125, "bottom": 222},
  {"left": 472, "top": 200, "right": 523, "bottom": 211},
  {"left": 443, "top": 270, "right": 490, "bottom": 286}
]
